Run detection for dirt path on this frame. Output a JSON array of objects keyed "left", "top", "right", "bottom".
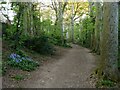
[{"left": 19, "top": 45, "right": 96, "bottom": 88}]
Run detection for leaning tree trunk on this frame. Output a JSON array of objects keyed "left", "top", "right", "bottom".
[{"left": 100, "top": 2, "right": 119, "bottom": 81}]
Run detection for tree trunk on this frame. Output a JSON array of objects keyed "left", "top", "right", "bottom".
[
  {"left": 100, "top": 2, "right": 119, "bottom": 81},
  {"left": 71, "top": 3, "right": 74, "bottom": 43},
  {"left": 94, "top": 2, "right": 102, "bottom": 54},
  {"left": 59, "top": 2, "right": 64, "bottom": 45},
  {"left": 23, "top": 3, "right": 28, "bottom": 36}
]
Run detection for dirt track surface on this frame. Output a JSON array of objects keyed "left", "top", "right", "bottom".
[{"left": 19, "top": 45, "right": 96, "bottom": 88}]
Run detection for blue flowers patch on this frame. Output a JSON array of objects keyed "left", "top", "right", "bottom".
[
  {"left": 9, "top": 53, "right": 32, "bottom": 63},
  {"left": 8, "top": 53, "right": 39, "bottom": 71}
]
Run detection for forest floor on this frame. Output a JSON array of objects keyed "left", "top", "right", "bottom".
[{"left": 2, "top": 44, "right": 97, "bottom": 88}]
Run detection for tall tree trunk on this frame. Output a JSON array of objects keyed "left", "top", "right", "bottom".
[
  {"left": 88, "top": 2, "right": 95, "bottom": 49},
  {"left": 23, "top": 3, "right": 28, "bottom": 36},
  {"left": 14, "top": 3, "right": 23, "bottom": 49},
  {"left": 71, "top": 3, "right": 74, "bottom": 43},
  {"left": 29, "top": 3, "right": 34, "bottom": 36},
  {"left": 59, "top": 2, "right": 64, "bottom": 45},
  {"left": 100, "top": 2, "right": 119, "bottom": 81},
  {"left": 94, "top": 2, "right": 102, "bottom": 54},
  {"left": 118, "top": 1, "right": 120, "bottom": 72}
]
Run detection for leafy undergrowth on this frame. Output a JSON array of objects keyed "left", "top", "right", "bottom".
[
  {"left": 2, "top": 40, "right": 55, "bottom": 76},
  {"left": 24, "top": 36, "right": 56, "bottom": 55},
  {"left": 2, "top": 40, "right": 69, "bottom": 88},
  {"left": 2, "top": 41, "right": 48, "bottom": 87},
  {"left": 8, "top": 53, "right": 39, "bottom": 71},
  {"left": 11, "top": 74, "right": 25, "bottom": 81},
  {"left": 96, "top": 79, "right": 117, "bottom": 88},
  {"left": 94, "top": 68, "right": 119, "bottom": 88}
]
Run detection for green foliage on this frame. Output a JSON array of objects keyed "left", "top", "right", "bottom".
[
  {"left": 8, "top": 53, "right": 39, "bottom": 71},
  {"left": 12, "top": 74, "right": 24, "bottom": 81},
  {"left": 51, "top": 37, "right": 71, "bottom": 48},
  {"left": 51, "top": 36, "right": 63, "bottom": 46},
  {"left": 16, "top": 50, "right": 27, "bottom": 57},
  {"left": 96, "top": 79, "right": 116, "bottom": 88},
  {"left": 1, "top": 61, "right": 8, "bottom": 76},
  {"left": 8, "top": 59, "right": 39, "bottom": 71},
  {"left": 78, "top": 17, "right": 95, "bottom": 48},
  {"left": 24, "top": 35, "right": 55, "bottom": 55}
]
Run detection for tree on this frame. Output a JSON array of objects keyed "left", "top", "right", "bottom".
[
  {"left": 51, "top": 0, "right": 68, "bottom": 45},
  {"left": 100, "top": 2, "right": 119, "bottom": 81},
  {"left": 94, "top": 2, "right": 103, "bottom": 54},
  {"left": 71, "top": 3, "right": 74, "bottom": 43}
]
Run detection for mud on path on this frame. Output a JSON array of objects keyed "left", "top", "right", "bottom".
[{"left": 3, "top": 45, "right": 97, "bottom": 88}]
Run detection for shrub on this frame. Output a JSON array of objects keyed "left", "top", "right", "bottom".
[
  {"left": 8, "top": 53, "right": 39, "bottom": 71},
  {"left": 24, "top": 35, "right": 55, "bottom": 55},
  {"left": 49, "top": 35, "right": 71, "bottom": 48}
]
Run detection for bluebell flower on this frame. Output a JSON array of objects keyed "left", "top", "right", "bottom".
[
  {"left": 10, "top": 53, "right": 16, "bottom": 58},
  {"left": 10, "top": 53, "right": 14, "bottom": 58},
  {"left": 15, "top": 59, "right": 20, "bottom": 63},
  {"left": 13, "top": 53, "right": 17, "bottom": 57},
  {"left": 9, "top": 53, "right": 34, "bottom": 63},
  {"left": 12, "top": 57, "right": 15, "bottom": 60},
  {"left": 17, "top": 58, "right": 22, "bottom": 62}
]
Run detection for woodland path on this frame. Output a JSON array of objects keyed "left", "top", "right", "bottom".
[{"left": 20, "top": 45, "right": 97, "bottom": 88}]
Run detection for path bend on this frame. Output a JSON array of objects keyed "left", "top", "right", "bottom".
[{"left": 21, "top": 45, "right": 96, "bottom": 88}]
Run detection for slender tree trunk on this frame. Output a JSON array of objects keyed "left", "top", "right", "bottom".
[
  {"left": 59, "top": 2, "right": 64, "bottom": 45},
  {"left": 14, "top": 3, "right": 23, "bottom": 49},
  {"left": 23, "top": 3, "right": 28, "bottom": 36},
  {"left": 71, "top": 3, "right": 74, "bottom": 43},
  {"left": 88, "top": 2, "right": 95, "bottom": 49},
  {"left": 94, "top": 2, "right": 102, "bottom": 54},
  {"left": 28, "top": 3, "right": 34, "bottom": 37}
]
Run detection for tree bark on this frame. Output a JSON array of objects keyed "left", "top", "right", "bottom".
[
  {"left": 71, "top": 3, "right": 74, "bottom": 43},
  {"left": 94, "top": 2, "right": 103, "bottom": 54},
  {"left": 100, "top": 2, "right": 119, "bottom": 81},
  {"left": 58, "top": 2, "right": 64, "bottom": 45}
]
